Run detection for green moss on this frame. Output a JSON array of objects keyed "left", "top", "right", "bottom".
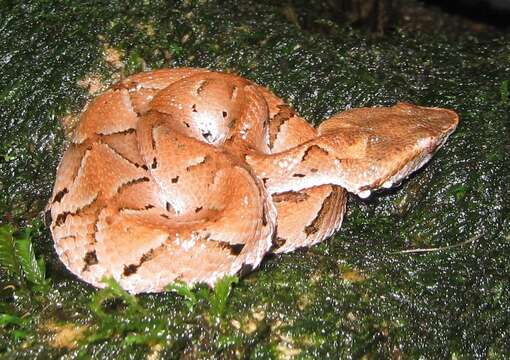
[{"left": 0, "top": 0, "right": 509, "bottom": 358}]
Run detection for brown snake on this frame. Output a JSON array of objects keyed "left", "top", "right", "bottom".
[{"left": 46, "top": 68, "right": 459, "bottom": 293}]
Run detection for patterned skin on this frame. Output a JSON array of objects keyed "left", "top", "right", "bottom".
[{"left": 47, "top": 69, "right": 458, "bottom": 293}]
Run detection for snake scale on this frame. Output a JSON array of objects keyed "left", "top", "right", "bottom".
[{"left": 46, "top": 68, "right": 459, "bottom": 293}]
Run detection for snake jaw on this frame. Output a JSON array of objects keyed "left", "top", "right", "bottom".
[{"left": 48, "top": 69, "right": 459, "bottom": 293}]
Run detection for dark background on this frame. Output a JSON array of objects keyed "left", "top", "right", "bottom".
[{"left": 276, "top": 0, "right": 510, "bottom": 34}]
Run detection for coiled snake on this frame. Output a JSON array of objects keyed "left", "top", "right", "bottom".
[{"left": 46, "top": 68, "right": 459, "bottom": 293}]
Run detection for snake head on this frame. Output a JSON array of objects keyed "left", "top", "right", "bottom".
[
  {"left": 317, "top": 102, "right": 459, "bottom": 197},
  {"left": 247, "top": 102, "right": 459, "bottom": 198}
]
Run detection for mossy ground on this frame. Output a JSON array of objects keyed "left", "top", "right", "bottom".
[{"left": 0, "top": 1, "right": 509, "bottom": 358}]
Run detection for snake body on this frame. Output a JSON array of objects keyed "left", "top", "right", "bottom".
[{"left": 47, "top": 68, "right": 458, "bottom": 293}]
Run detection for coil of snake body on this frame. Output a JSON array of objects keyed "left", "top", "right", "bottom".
[{"left": 46, "top": 68, "right": 459, "bottom": 293}]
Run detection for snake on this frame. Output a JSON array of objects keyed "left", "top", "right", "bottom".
[{"left": 46, "top": 68, "right": 459, "bottom": 293}]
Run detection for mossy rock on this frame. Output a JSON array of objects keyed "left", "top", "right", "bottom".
[{"left": 0, "top": 1, "right": 509, "bottom": 358}]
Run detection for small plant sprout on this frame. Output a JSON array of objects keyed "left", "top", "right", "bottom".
[{"left": 0, "top": 223, "right": 50, "bottom": 293}]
